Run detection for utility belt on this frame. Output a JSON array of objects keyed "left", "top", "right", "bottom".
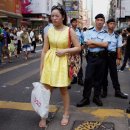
[{"left": 88, "top": 50, "right": 107, "bottom": 57}]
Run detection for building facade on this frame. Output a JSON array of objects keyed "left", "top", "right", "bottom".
[
  {"left": 0, "top": 0, "right": 22, "bottom": 27},
  {"left": 21, "top": 0, "right": 63, "bottom": 28},
  {"left": 109, "top": 0, "right": 130, "bottom": 28}
]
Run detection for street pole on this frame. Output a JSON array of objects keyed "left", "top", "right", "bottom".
[
  {"left": 91, "top": 0, "right": 93, "bottom": 26},
  {"left": 119, "top": 0, "right": 121, "bottom": 27}
]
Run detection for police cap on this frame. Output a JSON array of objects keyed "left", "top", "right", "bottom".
[
  {"left": 107, "top": 18, "right": 115, "bottom": 24},
  {"left": 95, "top": 13, "right": 105, "bottom": 20}
]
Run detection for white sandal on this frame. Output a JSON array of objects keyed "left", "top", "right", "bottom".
[
  {"left": 61, "top": 115, "right": 70, "bottom": 126},
  {"left": 39, "top": 118, "right": 47, "bottom": 128}
]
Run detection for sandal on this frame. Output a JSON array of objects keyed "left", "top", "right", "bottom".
[
  {"left": 39, "top": 118, "right": 47, "bottom": 128},
  {"left": 61, "top": 115, "right": 70, "bottom": 126}
]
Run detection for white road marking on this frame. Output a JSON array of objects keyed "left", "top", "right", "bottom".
[
  {"left": 1, "top": 85, "right": 7, "bottom": 88},
  {"left": 36, "top": 49, "right": 42, "bottom": 52},
  {"left": 6, "top": 68, "right": 39, "bottom": 86},
  {"left": 0, "top": 58, "right": 40, "bottom": 75}
]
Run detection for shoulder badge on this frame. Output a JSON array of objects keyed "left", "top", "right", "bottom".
[{"left": 103, "top": 30, "right": 107, "bottom": 33}]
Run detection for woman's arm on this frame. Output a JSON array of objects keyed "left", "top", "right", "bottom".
[
  {"left": 40, "top": 33, "right": 49, "bottom": 76},
  {"left": 67, "top": 28, "right": 81, "bottom": 54}
]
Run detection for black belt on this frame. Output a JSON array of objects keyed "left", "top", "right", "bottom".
[
  {"left": 88, "top": 51, "right": 106, "bottom": 57},
  {"left": 108, "top": 51, "right": 116, "bottom": 54}
]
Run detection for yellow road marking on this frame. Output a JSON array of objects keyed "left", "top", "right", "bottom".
[
  {"left": 80, "top": 108, "right": 125, "bottom": 118},
  {"left": 0, "top": 101, "right": 57, "bottom": 113},
  {"left": 6, "top": 68, "right": 39, "bottom": 85},
  {"left": 0, "top": 101, "right": 129, "bottom": 119},
  {"left": 127, "top": 114, "right": 130, "bottom": 118},
  {"left": 91, "top": 109, "right": 125, "bottom": 118},
  {"left": 0, "top": 58, "right": 40, "bottom": 75}
]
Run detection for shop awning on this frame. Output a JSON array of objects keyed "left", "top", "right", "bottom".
[{"left": 0, "top": 10, "right": 22, "bottom": 18}]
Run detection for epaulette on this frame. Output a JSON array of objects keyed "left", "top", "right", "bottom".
[
  {"left": 114, "top": 31, "right": 119, "bottom": 39},
  {"left": 103, "top": 30, "right": 107, "bottom": 33},
  {"left": 88, "top": 27, "right": 94, "bottom": 30}
]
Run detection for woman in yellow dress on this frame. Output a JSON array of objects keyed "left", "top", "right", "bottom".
[{"left": 40, "top": 5, "right": 81, "bottom": 128}]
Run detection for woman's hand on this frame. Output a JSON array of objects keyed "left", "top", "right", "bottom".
[
  {"left": 116, "top": 59, "right": 121, "bottom": 66},
  {"left": 56, "top": 49, "right": 67, "bottom": 57}
]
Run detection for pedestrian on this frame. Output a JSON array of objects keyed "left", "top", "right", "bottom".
[
  {"left": 2, "top": 27, "right": 11, "bottom": 63},
  {"left": 70, "top": 18, "right": 84, "bottom": 86},
  {"left": 39, "top": 5, "right": 81, "bottom": 128},
  {"left": 43, "top": 15, "right": 53, "bottom": 36},
  {"left": 16, "top": 27, "right": 23, "bottom": 55},
  {"left": 77, "top": 14, "right": 109, "bottom": 107},
  {"left": 101, "top": 18, "right": 128, "bottom": 99},
  {"left": 21, "top": 28, "right": 31, "bottom": 60},
  {"left": 0, "top": 22, "right": 4, "bottom": 65},
  {"left": 119, "top": 27, "right": 130, "bottom": 71},
  {"left": 30, "top": 29, "right": 36, "bottom": 53}
]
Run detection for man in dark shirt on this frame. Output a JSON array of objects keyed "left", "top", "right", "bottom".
[{"left": 119, "top": 27, "right": 130, "bottom": 71}]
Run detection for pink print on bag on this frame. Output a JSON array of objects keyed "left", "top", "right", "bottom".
[{"left": 34, "top": 97, "right": 41, "bottom": 107}]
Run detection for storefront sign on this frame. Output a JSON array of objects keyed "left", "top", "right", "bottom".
[{"left": 63, "top": 0, "right": 79, "bottom": 18}]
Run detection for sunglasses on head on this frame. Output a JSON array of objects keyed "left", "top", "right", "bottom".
[{"left": 51, "top": 5, "right": 63, "bottom": 11}]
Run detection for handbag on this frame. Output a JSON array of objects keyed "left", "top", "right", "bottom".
[
  {"left": 31, "top": 82, "right": 51, "bottom": 118},
  {"left": 68, "top": 28, "right": 81, "bottom": 80}
]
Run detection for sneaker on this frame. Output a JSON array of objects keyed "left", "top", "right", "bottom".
[
  {"left": 118, "top": 69, "right": 123, "bottom": 72},
  {"left": 126, "top": 65, "right": 129, "bottom": 68}
]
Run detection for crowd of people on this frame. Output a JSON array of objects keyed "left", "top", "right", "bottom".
[{"left": 0, "top": 24, "right": 41, "bottom": 65}]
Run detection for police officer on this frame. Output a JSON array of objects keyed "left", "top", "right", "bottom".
[
  {"left": 101, "top": 18, "right": 128, "bottom": 99},
  {"left": 70, "top": 18, "right": 84, "bottom": 86},
  {"left": 77, "top": 14, "right": 109, "bottom": 107}
]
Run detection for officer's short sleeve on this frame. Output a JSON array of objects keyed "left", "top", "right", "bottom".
[
  {"left": 84, "top": 30, "right": 91, "bottom": 42},
  {"left": 117, "top": 35, "right": 123, "bottom": 48}
]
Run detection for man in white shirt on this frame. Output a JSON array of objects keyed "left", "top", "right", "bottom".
[
  {"left": 43, "top": 15, "right": 53, "bottom": 35},
  {"left": 30, "top": 29, "right": 36, "bottom": 53},
  {"left": 16, "top": 27, "right": 23, "bottom": 54}
]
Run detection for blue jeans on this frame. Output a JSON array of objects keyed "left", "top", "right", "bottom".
[{"left": 0, "top": 42, "right": 2, "bottom": 64}]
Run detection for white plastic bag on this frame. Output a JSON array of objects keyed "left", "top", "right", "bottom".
[
  {"left": 30, "top": 45, "right": 34, "bottom": 51},
  {"left": 31, "top": 82, "right": 51, "bottom": 118}
]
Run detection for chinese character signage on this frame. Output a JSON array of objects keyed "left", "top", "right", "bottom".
[{"left": 63, "top": 0, "right": 79, "bottom": 18}]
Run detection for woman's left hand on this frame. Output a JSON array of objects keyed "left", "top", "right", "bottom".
[
  {"left": 116, "top": 59, "right": 121, "bottom": 66},
  {"left": 56, "top": 49, "right": 67, "bottom": 57}
]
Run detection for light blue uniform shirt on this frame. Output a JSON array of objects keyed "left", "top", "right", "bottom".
[
  {"left": 75, "top": 28, "right": 84, "bottom": 45},
  {"left": 43, "top": 23, "right": 53, "bottom": 35},
  {"left": 107, "top": 32, "right": 123, "bottom": 52},
  {"left": 84, "top": 27, "right": 110, "bottom": 52}
]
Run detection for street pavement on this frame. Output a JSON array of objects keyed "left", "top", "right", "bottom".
[{"left": 0, "top": 45, "right": 130, "bottom": 130}]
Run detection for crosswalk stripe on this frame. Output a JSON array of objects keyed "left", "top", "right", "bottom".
[
  {"left": 6, "top": 68, "right": 39, "bottom": 86},
  {"left": 0, "top": 58, "right": 40, "bottom": 75},
  {"left": 36, "top": 49, "right": 42, "bottom": 52},
  {"left": 0, "top": 101, "right": 57, "bottom": 112}
]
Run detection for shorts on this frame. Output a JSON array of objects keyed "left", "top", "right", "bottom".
[
  {"left": 22, "top": 44, "right": 31, "bottom": 52},
  {"left": 2, "top": 45, "right": 9, "bottom": 55}
]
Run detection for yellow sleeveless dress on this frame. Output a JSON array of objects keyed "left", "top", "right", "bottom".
[{"left": 40, "top": 26, "right": 71, "bottom": 87}]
